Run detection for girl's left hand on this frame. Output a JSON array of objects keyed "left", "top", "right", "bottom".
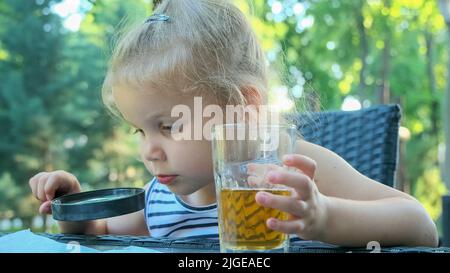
[{"left": 249, "top": 154, "right": 329, "bottom": 241}]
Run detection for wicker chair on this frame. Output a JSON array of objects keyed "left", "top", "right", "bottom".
[{"left": 286, "top": 104, "right": 401, "bottom": 188}]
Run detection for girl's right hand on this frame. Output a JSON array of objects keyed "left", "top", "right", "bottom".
[{"left": 29, "top": 170, "right": 82, "bottom": 215}]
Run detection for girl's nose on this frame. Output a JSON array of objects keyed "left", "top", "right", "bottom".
[{"left": 141, "top": 138, "right": 167, "bottom": 162}]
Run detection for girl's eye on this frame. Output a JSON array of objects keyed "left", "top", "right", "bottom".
[
  {"left": 160, "top": 124, "right": 173, "bottom": 131},
  {"left": 132, "top": 128, "right": 144, "bottom": 136}
]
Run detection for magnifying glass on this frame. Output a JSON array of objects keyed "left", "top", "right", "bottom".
[{"left": 51, "top": 188, "right": 145, "bottom": 221}]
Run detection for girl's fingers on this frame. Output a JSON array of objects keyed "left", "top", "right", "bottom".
[
  {"left": 267, "top": 169, "right": 313, "bottom": 200},
  {"left": 44, "top": 173, "right": 69, "bottom": 200},
  {"left": 44, "top": 176, "right": 60, "bottom": 201},
  {"left": 247, "top": 163, "right": 282, "bottom": 187},
  {"left": 29, "top": 172, "right": 47, "bottom": 198},
  {"left": 283, "top": 154, "right": 317, "bottom": 180},
  {"left": 37, "top": 176, "right": 47, "bottom": 201},
  {"left": 247, "top": 175, "right": 262, "bottom": 187},
  {"left": 39, "top": 201, "right": 52, "bottom": 214},
  {"left": 247, "top": 163, "right": 280, "bottom": 176},
  {"left": 266, "top": 218, "right": 305, "bottom": 235},
  {"left": 255, "top": 191, "right": 307, "bottom": 218}
]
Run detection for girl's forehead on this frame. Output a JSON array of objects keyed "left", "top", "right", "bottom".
[
  {"left": 114, "top": 84, "right": 183, "bottom": 102},
  {"left": 113, "top": 84, "right": 218, "bottom": 120},
  {"left": 114, "top": 82, "right": 217, "bottom": 105}
]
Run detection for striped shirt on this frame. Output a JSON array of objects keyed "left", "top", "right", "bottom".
[{"left": 144, "top": 177, "right": 219, "bottom": 239}]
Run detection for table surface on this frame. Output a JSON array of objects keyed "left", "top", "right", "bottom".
[{"left": 26, "top": 233, "right": 450, "bottom": 253}]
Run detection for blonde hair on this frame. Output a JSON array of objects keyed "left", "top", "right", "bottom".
[{"left": 102, "top": 0, "right": 268, "bottom": 118}]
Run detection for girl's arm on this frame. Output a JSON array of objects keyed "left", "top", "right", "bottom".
[
  {"left": 323, "top": 196, "right": 437, "bottom": 247},
  {"left": 298, "top": 140, "right": 438, "bottom": 247}
]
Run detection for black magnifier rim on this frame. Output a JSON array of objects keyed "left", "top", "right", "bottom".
[{"left": 51, "top": 188, "right": 145, "bottom": 221}]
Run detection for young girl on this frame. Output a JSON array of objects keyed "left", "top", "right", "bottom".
[{"left": 29, "top": 0, "right": 438, "bottom": 247}]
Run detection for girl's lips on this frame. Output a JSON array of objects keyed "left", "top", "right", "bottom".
[{"left": 156, "top": 175, "right": 178, "bottom": 185}]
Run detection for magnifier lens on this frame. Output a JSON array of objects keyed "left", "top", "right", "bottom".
[{"left": 51, "top": 188, "right": 145, "bottom": 221}]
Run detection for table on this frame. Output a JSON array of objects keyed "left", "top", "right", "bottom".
[
  {"left": 2, "top": 231, "right": 448, "bottom": 272},
  {"left": 35, "top": 233, "right": 450, "bottom": 253}
]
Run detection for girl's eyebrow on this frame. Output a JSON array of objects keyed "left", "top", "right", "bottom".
[
  {"left": 126, "top": 112, "right": 174, "bottom": 128},
  {"left": 145, "top": 111, "right": 168, "bottom": 121},
  {"left": 145, "top": 111, "right": 184, "bottom": 122},
  {"left": 125, "top": 120, "right": 139, "bottom": 129}
]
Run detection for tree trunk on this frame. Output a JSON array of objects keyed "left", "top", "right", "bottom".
[
  {"left": 21, "top": 217, "right": 33, "bottom": 232},
  {"left": 356, "top": 1, "right": 368, "bottom": 100},
  {"left": 379, "top": 0, "right": 392, "bottom": 104},
  {"left": 425, "top": 30, "right": 439, "bottom": 147},
  {"left": 445, "top": 26, "right": 450, "bottom": 191},
  {"left": 42, "top": 215, "right": 48, "bottom": 233},
  {"left": 380, "top": 34, "right": 391, "bottom": 104}
]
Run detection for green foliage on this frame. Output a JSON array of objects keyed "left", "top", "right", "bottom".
[
  {"left": 414, "top": 167, "right": 447, "bottom": 220},
  {"left": 0, "top": 173, "right": 20, "bottom": 216},
  {"left": 0, "top": 0, "right": 150, "bottom": 228}
]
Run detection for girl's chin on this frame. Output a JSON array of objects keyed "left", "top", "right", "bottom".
[
  {"left": 166, "top": 185, "right": 198, "bottom": 196},
  {"left": 166, "top": 179, "right": 213, "bottom": 196}
]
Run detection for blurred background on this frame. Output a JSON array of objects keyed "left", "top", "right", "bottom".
[{"left": 0, "top": 0, "right": 449, "bottom": 240}]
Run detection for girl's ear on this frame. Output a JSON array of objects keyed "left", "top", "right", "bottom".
[{"left": 241, "top": 86, "right": 263, "bottom": 106}]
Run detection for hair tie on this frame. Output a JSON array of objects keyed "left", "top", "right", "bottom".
[{"left": 145, "top": 13, "right": 170, "bottom": 24}]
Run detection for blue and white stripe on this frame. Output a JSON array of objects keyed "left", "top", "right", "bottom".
[{"left": 145, "top": 177, "right": 219, "bottom": 239}]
